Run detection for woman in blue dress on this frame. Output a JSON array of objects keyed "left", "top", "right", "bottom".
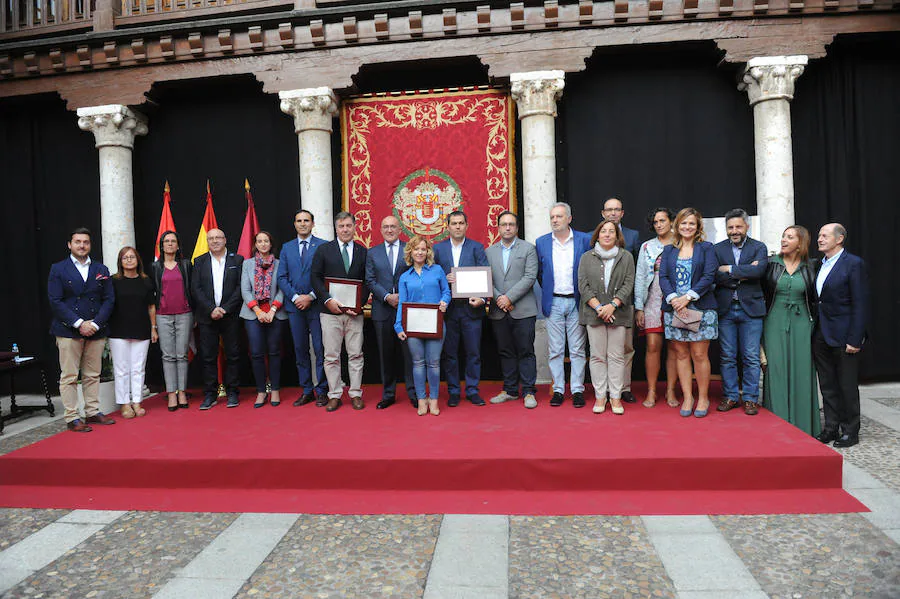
[
  {"left": 659, "top": 208, "right": 719, "bottom": 418},
  {"left": 395, "top": 235, "right": 451, "bottom": 416}
]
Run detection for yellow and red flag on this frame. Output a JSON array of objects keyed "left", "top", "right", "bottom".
[
  {"left": 154, "top": 181, "right": 177, "bottom": 261},
  {"left": 191, "top": 180, "right": 219, "bottom": 263},
  {"left": 237, "top": 178, "right": 260, "bottom": 260}
]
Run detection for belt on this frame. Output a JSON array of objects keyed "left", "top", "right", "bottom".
[{"left": 553, "top": 293, "right": 575, "bottom": 298}]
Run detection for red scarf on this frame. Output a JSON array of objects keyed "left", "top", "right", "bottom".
[{"left": 253, "top": 253, "right": 275, "bottom": 304}]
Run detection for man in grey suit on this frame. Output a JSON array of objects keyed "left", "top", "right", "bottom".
[
  {"left": 486, "top": 211, "right": 540, "bottom": 408},
  {"left": 365, "top": 215, "right": 416, "bottom": 409}
]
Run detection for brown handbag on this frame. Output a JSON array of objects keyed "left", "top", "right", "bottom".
[{"left": 672, "top": 308, "right": 702, "bottom": 332}]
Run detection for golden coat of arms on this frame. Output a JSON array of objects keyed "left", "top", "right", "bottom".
[{"left": 392, "top": 167, "right": 462, "bottom": 242}]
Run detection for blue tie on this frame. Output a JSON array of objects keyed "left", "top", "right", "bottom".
[{"left": 299, "top": 240, "right": 307, "bottom": 261}]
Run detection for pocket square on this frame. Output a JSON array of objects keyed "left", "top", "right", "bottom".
[{"left": 672, "top": 308, "right": 702, "bottom": 332}]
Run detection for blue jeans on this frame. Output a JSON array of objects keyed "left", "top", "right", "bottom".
[
  {"left": 546, "top": 297, "right": 586, "bottom": 394},
  {"left": 407, "top": 336, "right": 443, "bottom": 400},
  {"left": 245, "top": 318, "right": 284, "bottom": 392},
  {"left": 287, "top": 310, "right": 326, "bottom": 395},
  {"left": 719, "top": 303, "right": 763, "bottom": 404}
]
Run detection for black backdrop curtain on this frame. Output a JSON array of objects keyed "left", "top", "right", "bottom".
[
  {"left": 557, "top": 42, "right": 756, "bottom": 378},
  {"left": 0, "top": 94, "right": 100, "bottom": 392},
  {"left": 792, "top": 34, "right": 900, "bottom": 381}
]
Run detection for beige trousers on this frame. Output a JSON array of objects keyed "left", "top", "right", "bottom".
[
  {"left": 56, "top": 336, "right": 105, "bottom": 423},
  {"left": 587, "top": 325, "right": 628, "bottom": 400},
  {"left": 321, "top": 313, "right": 364, "bottom": 400},
  {"left": 623, "top": 325, "right": 634, "bottom": 391}
]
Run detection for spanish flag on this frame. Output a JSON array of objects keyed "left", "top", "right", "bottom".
[
  {"left": 191, "top": 180, "right": 218, "bottom": 263},
  {"left": 153, "top": 181, "right": 177, "bottom": 261}
]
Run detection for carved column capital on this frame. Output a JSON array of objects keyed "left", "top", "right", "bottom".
[
  {"left": 279, "top": 87, "right": 339, "bottom": 133},
  {"left": 739, "top": 56, "right": 808, "bottom": 106},
  {"left": 510, "top": 71, "right": 565, "bottom": 118},
  {"left": 76, "top": 105, "right": 148, "bottom": 149}
]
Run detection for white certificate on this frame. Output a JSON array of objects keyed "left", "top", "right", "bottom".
[
  {"left": 406, "top": 307, "right": 439, "bottom": 334},
  {"left": 329, "top": 281, "right": 359, "bottom": 308},
  {"left": 452, "top": 266, "right": 493, "bottom": 298}
]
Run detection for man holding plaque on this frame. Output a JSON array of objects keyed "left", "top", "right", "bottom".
[
  {"left": 434, "top": 210, "right": 490, "bottom": 407},
  {"left": 365, "top": 215, "right": 416, "bottom": 409},
  {"left": 486, "top": 211, "right": 540, "bottom": 408},
  {"left": 311, "top": 212, "right": 368, "bottom": 412}
]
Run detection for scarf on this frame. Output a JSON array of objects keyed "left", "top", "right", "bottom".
[
  {"left": 253, "top": 253, "right": 275, "bottom": 303},
  {"left": 594, "top": 244, "right": 619, "bottom": 260}
]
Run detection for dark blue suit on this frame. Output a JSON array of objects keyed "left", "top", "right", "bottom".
[
  {"left": 659, "top": 241, "right": 718, "bottom": 313},
  {"left": 713, "top": 237, "right": 768, "bottom": 404},
  {"left": 48, "top": 258, "right": 115, "bottom": 338},
  {"left": 534, "top": 229, "right": 592, "bottom": 317},
  {"left": 433, "top": 237, "right": 489, "bottom": 398},
  {"left": 278, "top": 235, "right": 328, "bottom": 395},
  {"left": 813, "top": 250, "right": 868, "bottom": 438},
  {"left": 620, "top": 225, "right": 640, "bottom": 256},
  {"left": 365, "top": 241, "right": 415, "bottom": 402}
]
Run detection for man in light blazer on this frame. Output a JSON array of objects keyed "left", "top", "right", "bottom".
[
  {"left": 365, "top": 215, "right": 416, "bottom": 409},
  {"left": 311, "top": 211, "right": 368, "bottom": 412},
  {"left": 278, "top": 210, "right": 328, "bottom": 407},
  {"left": 713, "top": 208, "right": 768, "bottom": 416},
  {"left": 434, "top": 210, "right": 490, "bottom": 407},
  {"left": 192, "top": 228, "right": 244, "bottom": 409},
  {"left": 485, "top": 211, "right": 540, "bottom": 408},
  {"left": 47, "top": 227, "right": 116, "bottom": 432},
  {"left": 813, "top": 223, "right": 869, "bottom": 448}
]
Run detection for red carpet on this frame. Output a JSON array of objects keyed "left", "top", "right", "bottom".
[{"left": 0, "top": 382, "right": 865, "bottom": 515}]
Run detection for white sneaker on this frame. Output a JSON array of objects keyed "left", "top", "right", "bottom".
[
  {"left": 524, "top": 394, "right": 537, "bottom": 409},
  {"left": 490, "top": 391, "right": 516, "bottom": 404}
]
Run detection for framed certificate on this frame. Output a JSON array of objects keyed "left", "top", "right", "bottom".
[
  {"left": 451, "top": 266, "right": 493, "bottom": 299},
  {"left": 325, "top": 277, "right": 364, "bottom": 312},
  {"left": 402, "top": 302, "right": 444, "bottom": 339}
]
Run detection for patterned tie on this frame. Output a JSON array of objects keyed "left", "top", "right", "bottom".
[
  {"left": 388, "top": 243, "right": 396, "bottom": 274},
  {"left": 299, "top": 240, "right": 307, "bottom": 261},
  {"left": 341, "top": 243, "right": 350, "bottom": 273}
]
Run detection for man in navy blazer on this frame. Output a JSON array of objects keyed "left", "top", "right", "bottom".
[
  {"left": 192, "top": 228, "right": 244, "bottom": 409},
  {"left": 813, "top": 223, "right": 869, "bottom": 448},
  {"left": 434, "top": 210, "right": 489, "bottom": 407},
  {"left": 713, "top": 209, "right": 769, "bottom": 416},
  {"left": 365, "top": 215, "right": 415, "bottom": 409},
  {"left": 278, "top": 210, "right": 328, "bottom": 407},
  {"left": 602, "top": 197, "right": 640, "bottom": 402},
  {"left": 535, "top": 202, "right": 592, "bottom": 407},
  {"left": 311, "top": 211, "right": 368, "bottom": 412},
  {"left": 47, "top": 227, "right": 116, "bottom": 432}
]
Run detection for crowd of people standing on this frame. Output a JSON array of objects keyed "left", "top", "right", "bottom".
[{"left": 46, "top": 198, "right": 869, "bottom": 448}]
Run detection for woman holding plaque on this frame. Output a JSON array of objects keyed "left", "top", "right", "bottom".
[
  {"left": 659, "top": 208, "right": 718, "bottom": 418},
  {"left": 578, "top": 220, "right": 635, "bottom": 415},
  {"left": 240, "top": 231, "right": 288, "bottom": 408},
  {"left": 395, "top": 235, "right": 451, "bottom": 416}
]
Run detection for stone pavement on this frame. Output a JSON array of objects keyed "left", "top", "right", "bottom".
[{"left": 0, "top": 385, "right": 898, "bottom": 599}]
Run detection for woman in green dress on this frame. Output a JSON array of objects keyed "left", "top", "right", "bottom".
[{"left": 762, "top": 225, "right": 821, "bottom": 436}]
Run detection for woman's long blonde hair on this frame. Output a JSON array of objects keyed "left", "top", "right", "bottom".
[{"left": 403, "top": 235, "right": 435, "bottom": 266}]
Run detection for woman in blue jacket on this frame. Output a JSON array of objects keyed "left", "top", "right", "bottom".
[
  {"left": 659, "top": 208, "right": 718, "bottom": 418},
  {"left": 395, "top": 235, "right": 451, "bottom": 416}
]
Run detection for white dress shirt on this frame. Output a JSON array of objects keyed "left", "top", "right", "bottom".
[
  {"left": 816, "top": 248, "right": 844, "bottom": 296},
  {"left": 551, "top": 229, "right": 575, "bottom": 295},
  {"left": 450, "top": 239, "right": 465, "bottom": 268},
  {"left": 291, "top": 234, "right": 316, "bottom": 303},
  {"left": 211, "top": 252, "right": 227, "bottom": 306},
  {"left": 340, "top": 241, "right": 354, "bottom": 267}
]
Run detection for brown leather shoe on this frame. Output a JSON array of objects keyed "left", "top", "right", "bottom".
[
  {"left": 67, "top": 419, "right": 93, "bottom": 433},
  {"left": 716, "top": 399, "right": 741, "bottom": 413},
  {"left": 743, "top": 401, "right": 759, "bottom": 415},
  {"left": 325, "top": 397, "right": 342, "bottom": 412},
  {"left": 315, "top": 392, "right": 328, "bottom": 408},
  {"left": 351, "top": 397, "right": 364, "bottom": 410},
  {"left": 86, "top": 413, "right": 116, "bottom": 425}
]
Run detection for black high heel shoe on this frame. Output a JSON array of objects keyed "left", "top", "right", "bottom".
[{"left": 254, "top": 392, "right": 269, "bottom": 409}]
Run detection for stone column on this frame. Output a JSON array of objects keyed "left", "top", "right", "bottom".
[
  {"left": 77, "top": 105, "right": 148, "bottom": 272},
  {"left": 279, "top": 88, "right": 339, "bottom": 241},
  {"left": 739, "top": 56, "right": 807, "bottom": 254},
  {"left": 510, "top": 71, "right": 565, "bottom": 243},
  {"left": 511, "top": 71, "right": 565, "bottom": 385}
]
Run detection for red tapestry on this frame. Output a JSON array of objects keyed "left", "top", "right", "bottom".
[{"left": 341, "top": 89, "right": 516, "bottom": 248}]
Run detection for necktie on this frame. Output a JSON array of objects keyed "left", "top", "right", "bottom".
[
  {"left": 388, "top": 243, "right": 395, "bottom": 274},
  {"left": 299, "top": 240, "right": 307, "bottom": 261},
  {"left": 341, "top": 243, "right": 350, "bottom": 273}
]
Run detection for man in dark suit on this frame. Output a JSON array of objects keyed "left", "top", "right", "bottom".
[
  {"left": 813, "top": 223, "right": 868, "bottom": 448},
  {"left": 47, "top": 227, "right": 116, "bottom": 432},
  {"left": 277, "top": 210, "right": 328, "bottom": 407},
  {"left": 602, "top": 197, "right": 640, "bottom": 403},
  {"left": 713, "top": 209, "right": 768, "bottom": 416},
  {"left": 434, "top": 210, "right": 489, "bottom": 407},
  {"left": 192, "top": 228, "right": 244, "bottom": 410},
  {"left": 365, "top": 215, "right": 415, "bottom": 409},
  {"left": 485, "top": 211, "right": 540, "bottom": 408},
  {"left": 312, "top": 211, "right": 368, "bottom": 412}
]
